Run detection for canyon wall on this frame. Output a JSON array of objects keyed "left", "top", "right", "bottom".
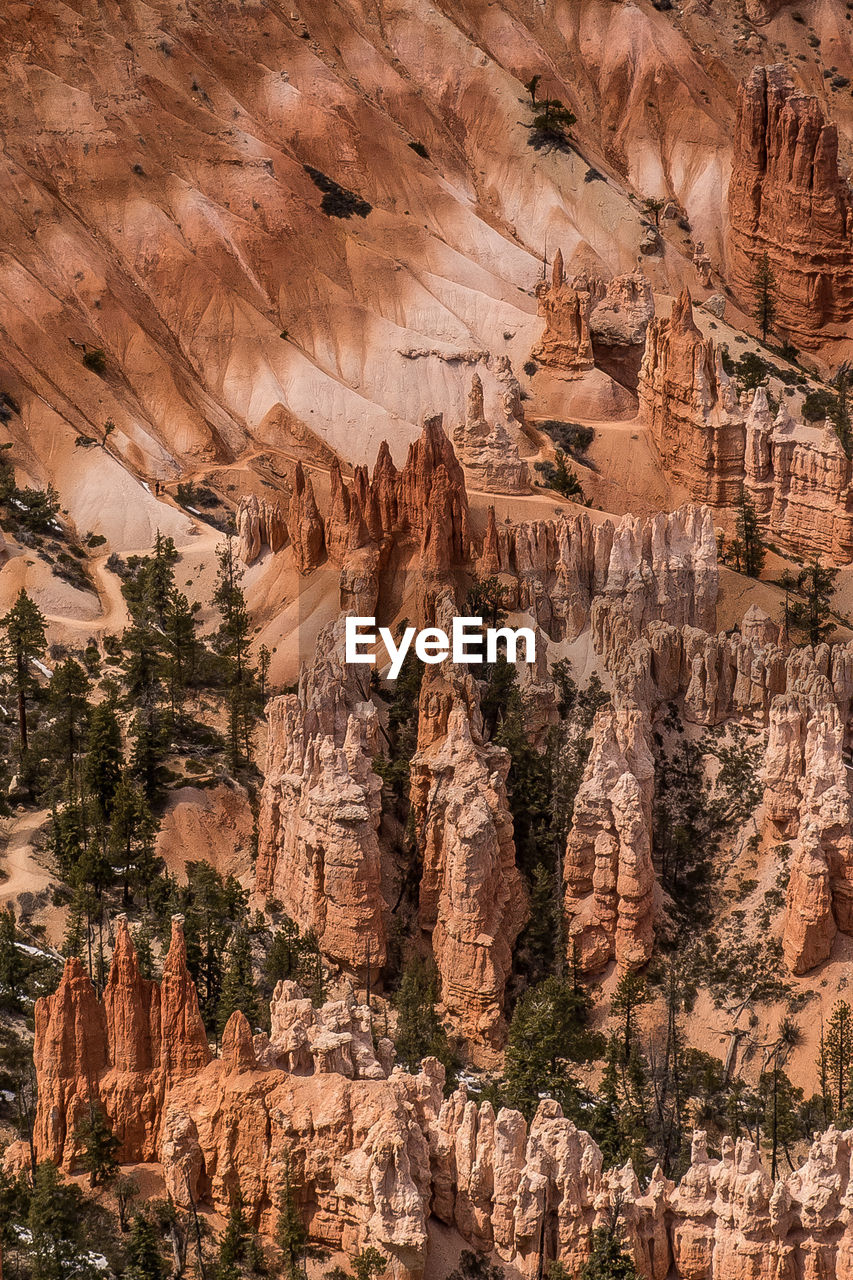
[
  {"left": 25, "top": 928, "right": 853, "bottom": 1280},
  {"left": 639, "top": 291, "right": 853, "bottom": 564},
  {"left": 727, "top": 65, "right": 853, "bottom": 347}
]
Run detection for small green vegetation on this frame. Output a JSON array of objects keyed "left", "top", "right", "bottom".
[{"left": 304, "top": 165, "right": 372, "bottom": 218}]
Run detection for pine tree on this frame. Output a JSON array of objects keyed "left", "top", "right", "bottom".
[
  {"left": 74, "top": 1102, "right": 120, "bottom": 1187},
  {"left": 126, "top": 1211, "right": 167, "bottom": 1280},
  {"left": 611, "top": 971, "right": 652, "bottom": 1063},
  {"left": 792, "top": 561, "right": 839, "bottom": 645},
  {"left": 0, "top": 903, "right": 25, "bottom": 1011},
  {"left": 216, "top": 1187, "right": 261, "bottom": 1280},
  {"left": 736, "top": 493, "right": 765, "bottom": 578},
  {"left": 393, "top": 954, "right": 456, "bottom": 1079},
  {"left": 751, "top": 251, "right": 777, "bottom": 342},
  {"left": 504, "top": 976, "right": 603, "bottom": 1121},
  {"left": 108, "top": 773, "right": 158, "bottom": 905},
  {"left": 778, "top": 568, "right": 799, "bottom": 642},
  {"left": 821, "top": 1000, "right": 853, "bottom": 1118},
  {"left": 83, "top": 701, "right": 123, "bottom": 825},
  {"left": 214, "top": 535, "right": 256, "bottom": 769},
  {"left": 164, "top": 587, "right": 198, "bottom": 721},
  {"left": 27, "top": 1161, "right": 93, "bottom": 1280},
  {"left": 1, "top": 587, "right": 47, "bottom": 754},
  {"left": 115, "top": 1173, "right": 139, "bottom": 1232},
  {"left": 258, "top": 645, "right": 271, "bottom": 702},
  {"left": 351, "top": 1249, "right": 388, "bottom": 1280},
  {"left": 276, "top": 1160, "right": 325, "bottom": 1280},
  {"left": 217, "top": 928, "right": 260, "bottom": 1039},
  {"left": 580, "top": 1203, "right": 639, "bottom": 1280},
  {"left": 47, "top": 658, "right": 91, "bottom": 807}
]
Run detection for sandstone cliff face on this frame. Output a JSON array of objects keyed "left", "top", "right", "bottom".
[
  {"left": 478, "top": 503, "right": 717, "bottom": 648},
  {"left": 532, "top": 256, "right": 653, "bottom": 387},
  {"left": 410, "top": 656, "right": 527, "bottom": 1051},
  {"left": 34, "top": 915, "right": 208, "bottom": 1167},
  {"left": 640, "top": 294, "right": 853, "bottom": 564},
  {"left": 255, "top": 620, "right": 387, "bottom": 976},
  {"left": 639, "top": 289, "right": 745, "bottom": 507},
  {"left": 30, "top": 931, "right": 853, "bottom": 1280},
  {"left": 761, "top": 675, "right": 853, "bottom": 975},
  {"left": 236, "top": 494, "right": 288, "bottom": 566},
  {"left": 588, "top": 269, "right": 655, "bottom": 389},
  {"left": 727, "top": 65, "right": 853, "bottom": 347}
]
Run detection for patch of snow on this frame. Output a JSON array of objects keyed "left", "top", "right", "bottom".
[
  {"left": 16, "top": 942, "right": 60, "bottom": 960},
  {"left": 32, "top": 659, "right": 54, "bottom": 678}
]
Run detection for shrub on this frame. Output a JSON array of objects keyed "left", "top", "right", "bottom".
[
  {"left": 408, "top": 140, "right": 429, "bottom": 159},
  {"left": 82, "top": 348, "right": 107, "bottom": 373},
  {"left": 304, "top": 165, "right": 372, "bottom": 218}
]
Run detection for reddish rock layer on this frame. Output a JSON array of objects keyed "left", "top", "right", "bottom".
[
  {"left": 255, "top": 619, "right": 387, "bottom": 976},
  {"left": 640, "top": 294, "right": 853, "bottom": 564},
  {"left": 639, "top": 288, "right": 744, "bottom": 507},
  {"left": 532, "top": 250, "right": 594, "bottom": 375},
  {"left": 410, "top": 601, "right": 528, "bottom": 1050},
  {"left": 27, "top": 930, "right": 853, "bottom": 1280},
  {"left": 727, "top": 65, "right": 853, "bottom": 347}
]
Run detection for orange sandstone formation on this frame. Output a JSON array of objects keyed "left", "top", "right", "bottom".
[
  {"left": 255, "top": 620, "right": 386, "bottom": 976},
  {"left": 563, "top": 703, "right": 657, "bottom": 972},
  {"left": 640, "top": 294, "right": 853, "bottom": 564},
  {"left": 532, "top": 251, "right": 594, "bottom": 375},
  {"left": 28, "top": 926, "right": 853, "bottom": 1280},
  {"left": 728, "top": 66, "right": 853, "bottom": 347},
  {"left": 410, "top": 628, "right": 527, "bottom": 1049},
  {"left": 451, "top": 374, "right": 531, "bottom": 494},
  {"left": 640, "top": 289, "right": 745, "bottom": 507}
]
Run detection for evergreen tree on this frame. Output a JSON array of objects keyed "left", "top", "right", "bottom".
[
  {"left": 27, "top": 1161, "right": 94, "bottom": 1280},
  {"left": 108, "top": 773, "right": 159, "bottom": 905},
  {"left": 126, "top": 1211, "right": 167, "bottom": 1280},
  {"left": 736, "top": 493, "right": 765, "bottom": 578},
  {"left": 74, "top": 1102, "right": 120, "bottom": 1187},
  {"left": 791, "top": 561, "right": 839, "bottom": 645},
  {"left": 465, "top": 576, "right": 510, "bottom": 631},
  {"left": 213, "top": 535, "right": 256, "bottom": 769},
  {"left": 503, "top": 976, "right": 602, "bottom": 1121},
  {"left": 592, "top": 1038, "right": 648, "bottom": 1174},
  {"left": 580, "top": 1204, "right": 639, "bottom": 1280},
  {"left": 760, "top": 1017, "right": 803, "bottom": 1179},
  {"left": 611, "top": 970, "right": 652, "bottom": 1063},
  {"left": 446, "top": 1251, "right": 505, "bottom": 1280},
  {"left": 832, "top": 363, "right": 852, "bottom": 456},
  {"left": 393, "top": 954, "right": 456, "bottom": 1080},
  {"left": 276, "top": 1160, "right": 325, "bottom": 1279},
  {"left": 115, "top": 1173, "right": 140, "bottom": 1233},
  {"left": 778, "top": 568, "right": 799, "bottom": 642},
  {"left": 47, "top": 658, "right": 91, "bottom": 807},
  {"left": 1, "top": 587, "right": 47, "bottom": 755},
  {"left": 351, "top": 1249, "right": 388, "bottom": 1280},
  {"left": 217, "top": 927, "right": 260, "bottom": 1038},
  {"left": 751, "top": 251, "right": 777, "bottom": 342},
  {"left": 83, "top": 701, "right": 123, "bottom": 825},
  {"left": 821, "top": 1000, "right": 853, "bottom": 1119},
  {"left": 0, "top": 903, "right": 25, "bottom": 1011},
  {"left": 216, "top": 1187, "right": 261, "bottom": 1280},
  {"left": 163, "top": 587, "right": 198, "bottom": 721}
]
